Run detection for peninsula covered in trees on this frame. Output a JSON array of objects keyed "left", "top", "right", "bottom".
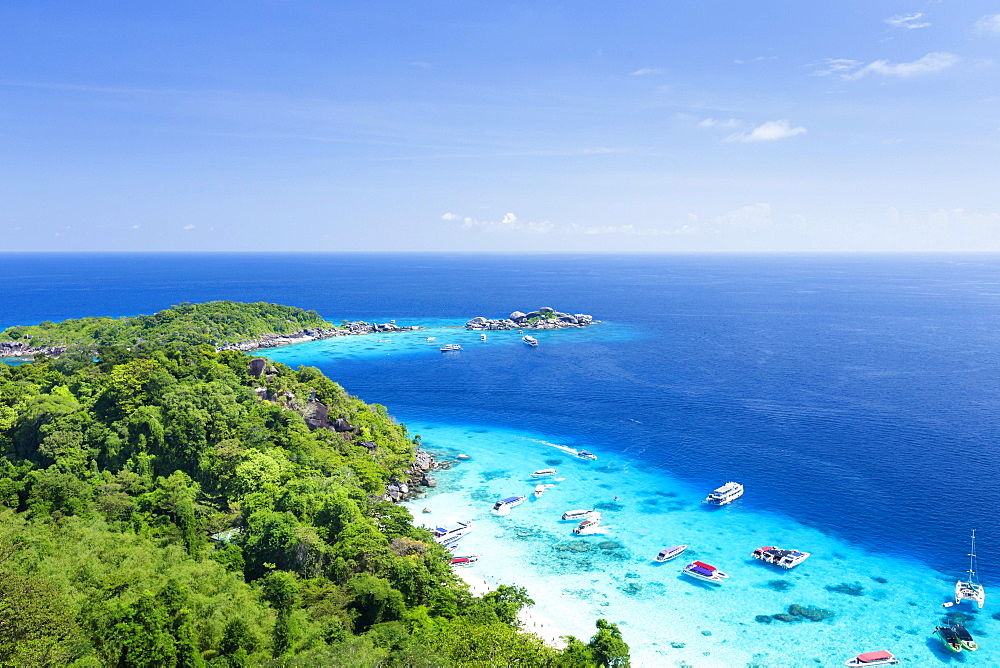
[{"left": 0, "top": 302, "right": 629, "bottom": 666}]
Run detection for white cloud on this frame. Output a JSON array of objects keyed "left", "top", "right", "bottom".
[
  {"left": 813, "top": 52, "right": 958, "bottom": 79},
  {"left": 182, "top": 224, "right": 195, "bottom": 230},
  {"left": 698, "top": 118, "right": 742, "bottom": 129},
  {"left": 629, "top": 67, "right": 664, "bottom": 76},
  {"left": 975, "top": 14, "right": 1000, "bottom": 34},
  {"left": 714, "top": 203, "right": 774, "bottom": 229},
  {"left": 446, "top": 212, "right": 552, "bottom": 233},
  {"left": 726, "top": 119, "right": 806, "bottom": 143},
  {"left": 813, "top": 58, "right": 864, "bottom": 76},
  {"left": 131, "top": 224, "right": 140, "bottom": 229},
  {"left": 886, "top": 13, "right": 931, "bottom": 30}
]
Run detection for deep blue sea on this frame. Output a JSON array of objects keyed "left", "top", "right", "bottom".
[{"left": 4, "top": 252, "right": 1000, "bottom": 665}]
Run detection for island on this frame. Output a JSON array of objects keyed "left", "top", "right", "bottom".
[
  {"left": 465, "top": 307, "right": 596, "bottom": 331},
  {"left": 0, "top": 301, "right": 627, "bottom": 666}
]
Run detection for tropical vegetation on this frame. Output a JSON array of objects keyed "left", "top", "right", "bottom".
[{"left": 0, "top": 303, "right": 629, "bottom": 666}]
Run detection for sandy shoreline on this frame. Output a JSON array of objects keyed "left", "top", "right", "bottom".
[{"left": 455, "top": 570, "right": 570, "bottom": 649}]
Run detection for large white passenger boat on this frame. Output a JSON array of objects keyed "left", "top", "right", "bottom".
[
  {"left": 573, "top": 515, "right": 602, "bottom": 534},
  {"left": 491, "top": 496, "right": 526, "bottom": 515},
  {"left": 561, "top": 509, "right": 598, "bottom": 521},
  {"left": 705, "top": 481, "right": 744, "bottom": 505},
  {"left": 522, "top": 335, "right": 538, "bottom": 346},
  {"left": 531, "top": 468, "right": 557, "bottom": 477}
]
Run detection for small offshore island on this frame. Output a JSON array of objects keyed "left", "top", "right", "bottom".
[{"left": 0, "top": 301, "right": 626, "bottom": 666}]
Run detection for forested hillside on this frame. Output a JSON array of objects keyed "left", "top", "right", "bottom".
[
  {"left": 0, "top": 301, "right": 333, "bottom": 349},
  {"left": 0, "top": 325, "right": 629, "bottom": 665}
]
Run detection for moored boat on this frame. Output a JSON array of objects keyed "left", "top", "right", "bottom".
[
  {"left": 955, "top": 529, "right": 986, "bottom": 608},
  {"left": 440, "top": 344, "right": 462, "bottom": 352},
  {"left": 843, "top": 650, "right": 899, "bottom": 666},
  {"left": 752, "top": 546, "right": 811, "bottom": 569},
  {"left": 522, "top": 335, "right": 538, "bottom": 346},
  {"left": 655, "top": 545, "right": 688, "bottom": 562},
  {"left": 952, "top": 624, "right": 978, "bottom": 651},
  {"left": 935, "top": 626, "right": 963, "bottom": 653},
  {"left": 532, "top": 468, "right": 557, "bottom": 477},
  {"left": 450, "top": 555, "right": 481, "bottom": 567},
  {"left": 705, "top": 481, "right": 744, "bottom": 506},
  {"left": 681, "top": 560, "right": 729, "bottom": 584},
  {"left": 492, "top": 496, "right": 526, "bottom": 515},
  {"left": 480, "top": 333, "right": 487, "bottom": 340},
  {"left": 561, "top": 509, "right": 598, "bottom": 521},
  {"left": 573, "top": 515, "right": 602, "bottom": 534},
  {"left": 534, "top": 484, "right": 552, "bottom": 498},
  {"left": 433, "top": 521, "right": 473, "bottom": 546}
]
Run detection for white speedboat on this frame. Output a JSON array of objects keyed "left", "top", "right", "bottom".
[
  {"left": 705, "top": 481, "right": 744, "bottom": 506},
  {"left": 433, "top": 521, "right": 473, "bottom": 546},
  {"left": 440, "top": 344, "right": 462, "bottom": 352},
  {"left": 480, "top": 333, "right": 487, "bottom": 340},
  {"left": 577, "top": 450, "right": 597, "bottom": 461},
  {"left": 573, "top": 516, "right": 602, "bottom": 534},
  {"left": 655, "top": 545, "right": 688, "bottom": 562},
  {"left": 534, "top": 484, "right": 550, "bottom": 498},
  {"left": 561, "top": 509, "right": 598, "bottom": 521},
  {"left": 425, "top": 337, "right": 436, "bottom": 341},
  {"left": 492, "top": 496, "right": 526, "bottom": 515},
  {"left": 955, "top": 529, "right": 986, "bottom": 608},
  {"left": 532, "top": 468, "right": 557, "bottom": 477},
  {"left": 752, "top": 546, "right": 811, "bottom": 569},
  {"left": 681, "top": 560, "right": 729, "bottom": 584},
  {"left": 522, "top": 335, "right": 538, "bottom": 346},
  {"left": 844, "top": 650, "right": 899, "bottom": 666}
]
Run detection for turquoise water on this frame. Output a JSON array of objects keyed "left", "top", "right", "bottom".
[{"left": 271, "top": 330, "right": 995, "bottom": 667}]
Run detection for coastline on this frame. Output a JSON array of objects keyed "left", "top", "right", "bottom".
[{"left": 455, "top": 571, "right": 569, "bottom": 649}]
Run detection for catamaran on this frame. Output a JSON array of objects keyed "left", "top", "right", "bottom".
[{"left": 955, "top": 529, "right": 985, "bottom": 608}]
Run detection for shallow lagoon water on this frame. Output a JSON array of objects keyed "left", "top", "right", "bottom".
[{"left": 401, "top": 420, "right": 996, "bottom": 667}]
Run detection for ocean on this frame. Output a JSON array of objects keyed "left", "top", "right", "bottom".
[{"left": 3, "top": 252, "right": 1000, "bottom": 666}]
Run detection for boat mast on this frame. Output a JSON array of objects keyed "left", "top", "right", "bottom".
[{"left": 968, "top": 529, "right": 978, "bottom": 584}]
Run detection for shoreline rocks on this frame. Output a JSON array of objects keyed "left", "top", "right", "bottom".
[{"left": 464, "top": 307, "right": 596, "bottom": 331}]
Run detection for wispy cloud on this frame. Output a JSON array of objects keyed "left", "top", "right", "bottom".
[
  {"left": 629, "top": 67, "right": 664, "bottom": 76},
  {"left": 726, "top": 120, "right": 806, "bottom": 143},
  {"left": 409, "top": 61, "right": 432, "bottom": 69},
  {"left": 182, "top": 224, "right": 195, "bottom": 230},
  {"left": 698, "top": 118, "right": 742, "bottom": 129},
  {"left": 885, "top": 13, "right": 931, "bottom": 30},
  {"left": 714, "top": 203, "right": 774, "bottom": 229},
  {"left": 442, "top": 212, "right": 553, "bottom": 233},
  {"left": 817, "top": 52, "right": 959, "bottom": 79},
  {"left": 975, "top": 14, "right": 1000, "bottom": 34}
]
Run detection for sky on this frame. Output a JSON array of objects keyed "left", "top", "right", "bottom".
[{"left": 1, "top": 1, "right": 999, "bottom": 252}]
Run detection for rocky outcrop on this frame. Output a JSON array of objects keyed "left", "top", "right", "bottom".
[
  {"left": 331, "top": 418, "right": 357, "bottom": 433},
  {"left": 0, "top": 340, "right": 67, "bottom": 358},
  {"left": 464, "top": 307, "right": 597, "bottom": 331},
  {"left": 215, "top": 321, "right": 422, "bottom": 353},
  {"left": 249, "top": 358, "right": 267, "bottom": 378},
  {"left": 300, "top": 400, "right": 330, "bottom": 430},
  {"left": 382, "top": 448, "right": 444, "bottom": 502}
]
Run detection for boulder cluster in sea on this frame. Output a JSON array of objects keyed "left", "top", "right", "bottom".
[{"left": 464, "top": 307, "right": 596, "bottom": 331}]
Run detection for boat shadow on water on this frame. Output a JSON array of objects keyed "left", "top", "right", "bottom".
[{"left": 923, "top": 636, "right": 969, "bottom": 663}]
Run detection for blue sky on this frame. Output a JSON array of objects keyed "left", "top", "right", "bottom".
[{"left": 2, "top": 1, "right": 998, "bottom": 251}]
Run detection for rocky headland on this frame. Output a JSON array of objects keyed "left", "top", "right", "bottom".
[
  {"left": 0, "top": 320, "right": 419, "bottom": 358},
  {"left": 465, "top": 307, "right": 596, "bottom": 331}
]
